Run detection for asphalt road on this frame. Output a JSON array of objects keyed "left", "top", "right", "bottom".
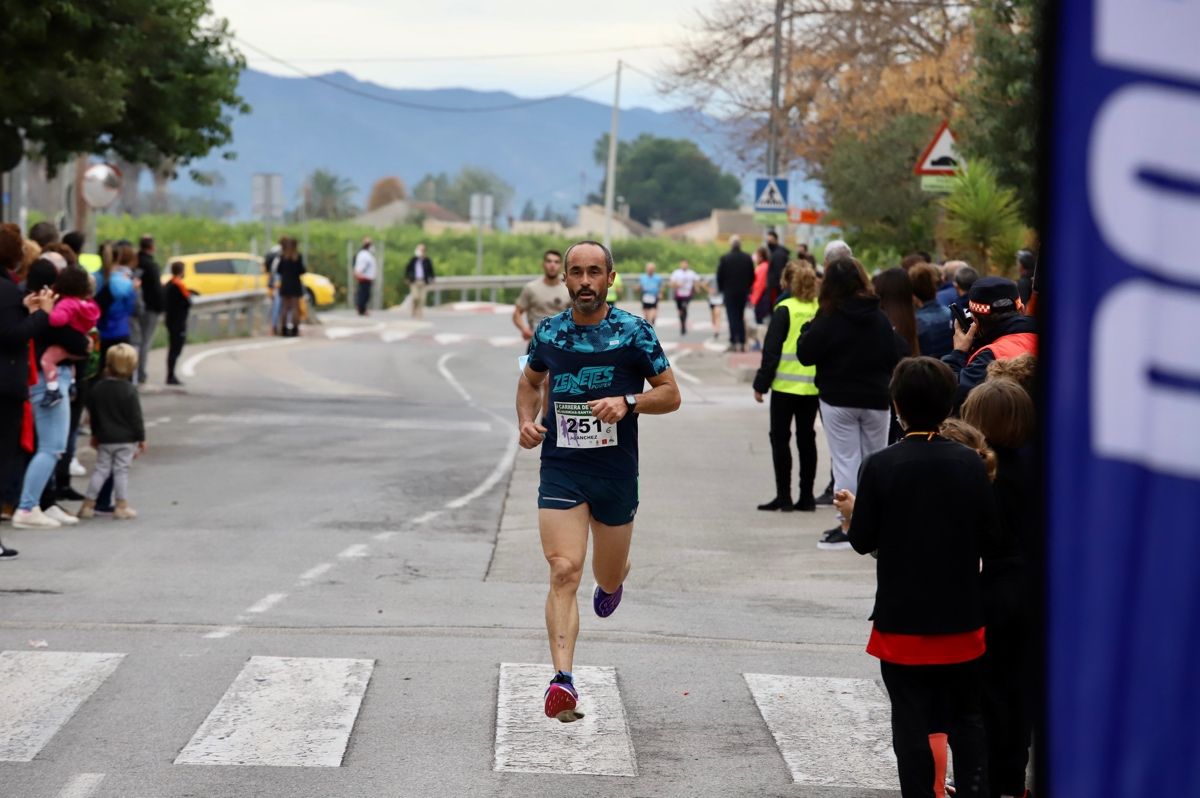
[{"left": 0, "top": 301, "right": 899, "bottom": 798}]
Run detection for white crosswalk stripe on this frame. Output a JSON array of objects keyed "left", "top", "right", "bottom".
[
  {"left": 745, "top": 673, "right": 898, "bottom": 789},
  {"left": 175, "top": 656, "right": 374, "bottom": 767},
  {"left": 0, "top": 651, "right": 124, "bottom": 762},
  {"left": 494, "top": 663, "right": 637, "bottom": 777}
]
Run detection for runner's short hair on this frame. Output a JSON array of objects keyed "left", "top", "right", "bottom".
[
  {"left": 543, "top": 249, "right": 563, "bottom": 261},
  {"left": 564, "top": 240, "right": 613, "bottom": 272}
]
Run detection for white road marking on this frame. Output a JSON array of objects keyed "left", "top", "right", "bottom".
[
  {"left": 298, "top": 563, "right": 333, "bottom": 582},
  {"left": 744, "top": 674, "right": 897, "bottom": 789},
  {"left": 324, "top": 323, "right": 385, "bottom": 340},
  {"left": 445, "top": 428, "right": 517, "bottom": 509},
  {"left": 489, "top": 335, "right": 522, "bottom": 347},
  {"left": 187, "top": 412, "right": 490, "bottom": 434},
  {"left": 55, "top": 773, "right": 106, "bottom": 798},
  {"left": 380, "top": 330, "right": 411, "bottom": 343},
  {"left": 436, "top": 352, "right": 472, "bottom": 403},
  {"left": 244, "top": 592, "right": 288, "bottom": 614},
  {"left": 413, "top": 510, "right": 442, "bottom": 524},
  {"left": 670, "top": 351, "right": 703, "bottom": 385},
  {"left": 179, "top": 338, "right": 300, "bottom": 378},
  {"left": 144, "top": 416, "right": 171, "bottom": 428},
  {"left": 703, "top": 339, "right": 726, "bottom": 353},
  {"left": 494, "top": 663, "right": 637, "bottom": 777},
  {"left": 204, "top": 626, "right": 242, "bottom": 640},
  {"left": 175, "top": 656, "right": 374, "bottom": 767},
  {"left": 0, "top": 651, "right": 124, "bottom": 762},
  {"left": 372, "top": 531, "right": 397, "bottom": 542},
  {"left": 337, "top": 544, "right": 369, "bottom": 560},
  {"left": 433, "top": 332, "right": 468, "bottom": 345}
]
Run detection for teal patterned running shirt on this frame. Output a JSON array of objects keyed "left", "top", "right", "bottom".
[{"left": 526, "top": 306, "right": 670, "bottom": 478}]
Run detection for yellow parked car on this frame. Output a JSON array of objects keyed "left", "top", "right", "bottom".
[{"left": 163, "top": 252, "right": 336, "bottom": 308}]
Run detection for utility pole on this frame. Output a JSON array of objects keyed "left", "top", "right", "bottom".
[
  {"left": 603, "top": 60, "right": 623, "bottom": 251},
  {"left": 766, "top": 0, "right": 787, "bottom": 245}
]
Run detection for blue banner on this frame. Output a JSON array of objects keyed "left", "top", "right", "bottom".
[{"left": 1047, "top": 1, "right": 1200, "bottom": 795}]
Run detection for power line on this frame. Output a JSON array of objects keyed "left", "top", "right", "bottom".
[
  {"left": 236, "top": 38, "right": 615, "bottom": 113},
  {"left": 243, "top": 43, "right": 671, "bottom": 64}
]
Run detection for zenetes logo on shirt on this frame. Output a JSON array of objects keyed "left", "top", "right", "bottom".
[{"left": 553, "top": 366, "right": 615, "bottom": 395}]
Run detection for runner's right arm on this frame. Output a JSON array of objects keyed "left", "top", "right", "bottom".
[{"left": 517, "top": 364, "right": 548, "bottom": 448}]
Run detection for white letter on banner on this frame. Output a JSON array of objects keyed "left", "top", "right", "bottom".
[
  {"left": 1093, "top": 280, "right": 1200, "bottom": 480},
  {"left": 1090, "top": 85, "right": 1200, "bottom": 284},
  {"left": 1096, "top": 0, "right": 1200, "bottom": 83}
]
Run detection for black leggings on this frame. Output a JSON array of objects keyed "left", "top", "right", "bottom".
[
  {"left": 166, "top": 327, "right": 186, "bottom": 380},
  {"left": 674, "top": 295, "right": 691, "bottom": 333},
  {"left": 880, "top": 659, "right": 989, "bottom": 797},
  {"left": 768, "top": 392, "right": 819, "bottom": 501}
]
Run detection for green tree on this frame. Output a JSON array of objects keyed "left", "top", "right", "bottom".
[
  {"left": 959, "top": 0, "right": 1042, "bottom": 225},
  {"left": 0, "top": 0, "right": 246, "bottom": 172},
  {"left": 589, "top": 134, "right": 740, "bottom": 226},
  {"left": 441, "top": 167, "right": 514, "bottom": 222},
  {"left": 820, "top": 115, "right": 937, "bottom": 253},
  {"left": 412, "top": 172, "right": 450, "bottom": 204},
  {"left": 305, "top": 169, "right": 359, "bottom": 220},
  {"left": 519, "top": 199, "right": 538, "bottom": 221},
  {"left": 939, "top": 160, "right": 1025, "bottom": 274}
]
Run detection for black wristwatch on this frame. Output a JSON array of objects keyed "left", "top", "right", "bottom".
[{"left": 624, "top": 393, "right": 638, "bottom": 413}]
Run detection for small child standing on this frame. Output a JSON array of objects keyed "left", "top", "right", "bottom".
[
  {"left": 78, "top": 344, "right": 145, "bottom": 520},
  {"left": 41, "top": 264, "right": 101, "bottom": 407}
]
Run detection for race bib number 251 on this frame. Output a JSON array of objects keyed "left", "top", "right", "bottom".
[{"left": 554, "top": 402, "right": 618, "bottom": 449}]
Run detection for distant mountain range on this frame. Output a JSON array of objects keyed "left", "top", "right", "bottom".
[{"left": 181, "top": 69, "right": 744, "bottom": 220}]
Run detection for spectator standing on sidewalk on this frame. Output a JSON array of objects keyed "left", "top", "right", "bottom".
[
  {"left": 765, "top": 230, "right": 790, "bottom": 307},
  {"left": 716, "top": 236, "right": 755, "bottom": 351},
  {"left": 352, "top": 237, "right": 377, "bottom": 316},
  {"left": 275, "top": 237, "right": 306, "bottom": 337},
  {"left": 164, "top": 261, "right": 192, "bottom": 385},
  {"left": 912, "top": 263, "right": 954, "bottom": 360},
  {"left": 78, "top": 344, "right": 145, "bottom": 521},
  {"left": 838, "top": 356, "right": 1000, "bottom": 798},
  {"left": 797, "top": 258, "right": 909, "bottom": 550},
  {"left": 133, "top": 236, "right": 163, "bottom": 385},
  {"left": 753, "top": 262, "right": 821, "bottom": 512},
  {"left": 0, "top": 225, "right": 57, "bottom": 557},
  {"left": 513, "top": 250, "right": 568, "bottom": 340},
  {"left": 95, "top": 243, "right": 137, "bottom": 363},
  {"left": 405, "top": 242, "right": 436, "bottom": 319}
]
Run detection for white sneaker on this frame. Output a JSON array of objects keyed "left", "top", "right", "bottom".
[
  {"left": 69, "top": 457, "right": 86, "bottom": 477},
  {"left": 44, "top": 505, "right": 79, "bottom": 526},
  {"left": 11, "top": 507, "right": 62, "bottom": 529}
]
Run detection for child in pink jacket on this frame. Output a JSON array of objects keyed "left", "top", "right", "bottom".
[{"left": 41, "top": 265, "right": 101, "bottom": 408}]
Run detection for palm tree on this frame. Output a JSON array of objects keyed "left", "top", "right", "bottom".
[
  {"left": 305, "top": 169, "right": 359, "bottom": 219},
  {"left": 939, "top": 160, "right": 1025, "bottom": 274}
]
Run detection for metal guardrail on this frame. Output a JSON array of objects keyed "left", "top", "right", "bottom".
[
  {"left": 189, "top": 289, "right": 270, "bottom": 338},
  {"left": 428, "top": 275, "right": 539, "bottom": 305}
]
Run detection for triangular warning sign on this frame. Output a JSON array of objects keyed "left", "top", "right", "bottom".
[
  {"left": 755, "top": 179, "right": 787, "bottom": 210},
  {"left": 914, "top": 122, "right": 965, "bottom": 176}
]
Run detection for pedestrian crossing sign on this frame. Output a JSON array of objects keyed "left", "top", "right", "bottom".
[{"left": 754, "top": 178, "right": 788, "bottom": 212}]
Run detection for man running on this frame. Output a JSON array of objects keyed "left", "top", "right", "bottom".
[
  {"left": 637, "top": 261, "right": 663, "bottom": 326},
  {"left": 516, "top": 240, "right": 681, "bottom": 723},
  {"left": 669, "top": 259, "right": 699, "bottom": 336},
  {"left": 512, "top": 249, "right": 569, "bottom": 340}
]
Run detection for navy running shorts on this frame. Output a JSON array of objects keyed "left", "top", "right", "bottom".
[{"left": 537, "top": 466, "right": 639, "bottom": 526}]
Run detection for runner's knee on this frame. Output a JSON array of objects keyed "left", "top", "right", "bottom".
[{"left": 547, "top": 556, "right": 583, "bottom": 589}]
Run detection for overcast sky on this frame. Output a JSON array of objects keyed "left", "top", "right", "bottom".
[{"left": 209, "top": 0, "right": 707, "bottom": 111}]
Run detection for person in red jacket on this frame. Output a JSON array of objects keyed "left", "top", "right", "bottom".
[{"left": 942, "top": 277, "right": 1037, "bottom": 409}]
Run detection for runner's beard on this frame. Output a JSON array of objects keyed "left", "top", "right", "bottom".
[{"left": 570, "top": 287, "right": 605, "bottom": 314}]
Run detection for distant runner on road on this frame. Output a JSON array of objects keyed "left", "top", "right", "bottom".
[
  {"left": 512, "top": 249, "right": 568, "bottom": 341},
  {"left": 637, "top": 262, "right": 663, "bottom": 326},
  {"left": 515, "top": 240, "right": 681, "bottom": 723}
]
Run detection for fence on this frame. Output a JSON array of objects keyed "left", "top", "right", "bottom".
[{"left": 188, "top": 289, "right": 271, "bottom": 339}]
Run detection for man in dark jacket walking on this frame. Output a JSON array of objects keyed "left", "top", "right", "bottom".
[
  {"left": 135, "top": 236, "right": 164, "bottom": 385},
  {"left": 765, "top": 230, "right": 790, "bottom": 308},
  {"left": 716, "top": 236, "right": 755, "bottom": 351},
  {"left": 405, "top": 242, "right": 436, "bottom": 319}
]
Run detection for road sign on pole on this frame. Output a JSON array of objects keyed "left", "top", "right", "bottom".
[
  {"left": 252, "top": 173, "right": 284, "bottom": 245},
  {"left": 754, "top": 177, "right": 789, "bottom": 212},
  {"left": 914, "top": 122, "right": 965, "bottom": 176}
]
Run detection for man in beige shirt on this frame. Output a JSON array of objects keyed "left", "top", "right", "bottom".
[{"left": 512, "top": 249, "right": 569, "bottom": 340}]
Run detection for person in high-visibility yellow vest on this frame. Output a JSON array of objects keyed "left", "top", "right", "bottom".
[
  {"left": 606, "top": 270, "right": 623, "bottom": 304},
  {"left": 751, "top": 260, "right": 820, "bottom": 512}
]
